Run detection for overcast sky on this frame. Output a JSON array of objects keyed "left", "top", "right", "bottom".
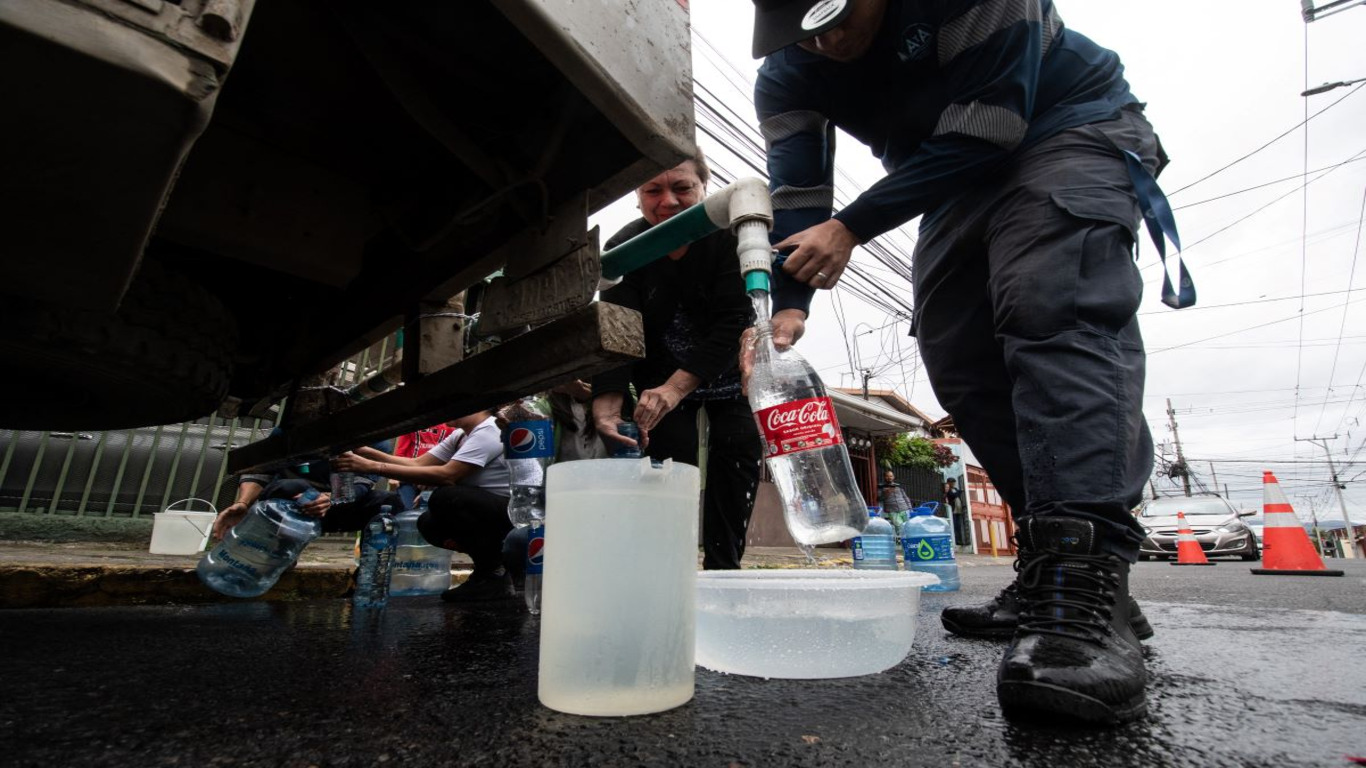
[{"left": 590, "top": 0, "right": 1366, "bottom": 520}]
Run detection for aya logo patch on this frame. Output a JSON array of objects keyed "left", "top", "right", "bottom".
[{"left": 898, "top": 23, "right": 935, "bottom": 63}]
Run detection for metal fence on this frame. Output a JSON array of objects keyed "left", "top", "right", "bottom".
[{"left": 0, "top": 334, "right": 403, "bottom": 519}]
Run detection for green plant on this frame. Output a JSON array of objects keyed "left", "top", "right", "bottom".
[{"left": 875, "top": 434, "right": 958, "bottom": 471}]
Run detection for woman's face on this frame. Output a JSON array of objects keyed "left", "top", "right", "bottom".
[{"left": 636, "top": 161, "right": 705, "bottom": 226}]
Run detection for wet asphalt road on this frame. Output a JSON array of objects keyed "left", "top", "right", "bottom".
[{"left": 1, "top": 560, "right": 1363, "bottom": 767}]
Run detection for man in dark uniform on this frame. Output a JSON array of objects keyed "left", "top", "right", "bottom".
[{"left": 749, "top": 0, "right": 1176, "bottom": 725}]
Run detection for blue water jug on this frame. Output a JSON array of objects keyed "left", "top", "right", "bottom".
[
  {"left": 852, "top": 507, "right": 898, "bottom": 570},
  {"left": 197, "top": 489, "right": 323, "bottom": 598},
  {"left": 900, "top": 506, "right": 959, "bottom": 591}
]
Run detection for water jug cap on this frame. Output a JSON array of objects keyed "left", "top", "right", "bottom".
[{"left": 866, "top": 506, "right": 881, "bottom": 518}]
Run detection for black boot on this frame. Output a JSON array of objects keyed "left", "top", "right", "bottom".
[
  {"left": 996, "top": 517, "right": 1147, "bottom": 726},
  {"left": 941, "top": 556, "right": 1153, "bottom": 640}
]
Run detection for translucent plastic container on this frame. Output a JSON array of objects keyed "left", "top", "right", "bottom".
[
  {"left": 389, "top": 510, "right": 452, "bottom": 596},
  {"left": 695, "top": 569, "right": 938, "bottom": 679},
  {"left": 538, "top": 458, "right": 699, "bottom": 716}
]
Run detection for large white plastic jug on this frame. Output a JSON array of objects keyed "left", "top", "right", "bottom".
[{"left": 538, "top": 458, "right": 700, "bottom": 716}]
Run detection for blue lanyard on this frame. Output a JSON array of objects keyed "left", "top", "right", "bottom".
[{"left": 1123, "top": 150, "right": 1196, "bottom": 309}]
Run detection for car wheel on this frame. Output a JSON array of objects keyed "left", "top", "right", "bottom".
[
  {"left": 1241, "top": 541, "right": 1260, "bottom": 561},
  {"left": 0, "top": 261, "right": 236, "bottom": 430}
]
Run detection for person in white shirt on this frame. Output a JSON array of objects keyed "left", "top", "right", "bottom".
[{"left": 334, "top": 408, "right": 515, "bottom": 602}]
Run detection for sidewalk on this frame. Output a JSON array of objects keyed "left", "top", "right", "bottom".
[{"left": 0, "top": 537, "right": 1010, "bottom": 609}]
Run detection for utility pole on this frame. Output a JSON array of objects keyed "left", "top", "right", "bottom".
[
  {"left": 1209, "top": 461, "right": 1220, "bottom": 496},
  {"left": 1166, "top": 398, "right": 1191, "bottom": 497},
  {"left": 1296, "top": 435, "right": 1357, "bottom": 559},
  {"left": 1298, "top": 494, "right": 1327, "bottom": 555}
]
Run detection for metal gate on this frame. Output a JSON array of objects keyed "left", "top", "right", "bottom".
[{"left": 0, "top": 334, "right": 403, "bottom": 519}]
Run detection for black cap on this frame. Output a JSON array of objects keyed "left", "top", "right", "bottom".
[{"left": 752, "top": 0, "right": 855, "bottom": 58}]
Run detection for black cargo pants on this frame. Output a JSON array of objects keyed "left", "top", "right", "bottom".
[{"left": 913, "top": 107, "right": 1160, "bottom": 560}]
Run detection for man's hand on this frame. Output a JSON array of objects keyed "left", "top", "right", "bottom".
[
  {"left": 212, "top": 502, "right": 250, "bottom": 541},
  {"left": 330, "top": 451, "right": 373, "bottom": 475},
  {"left": 298, "top": 492, "right": 331, "bottom": 518},
  {"left": 776, "top": 218, "right": 860, "bottom": 289},
  {"left": 740, "top": 308, "right": 807, "bottom": 395}
]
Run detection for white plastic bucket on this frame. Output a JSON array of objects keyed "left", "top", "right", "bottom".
[
  {"left": 149, "top": 498, "right": 218, "bottom": 555},
  {"left": 538, "top": 458, "right": 700, "bottom": 716}
]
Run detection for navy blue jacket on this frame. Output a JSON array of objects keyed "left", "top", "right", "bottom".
[{"left": 756, "top": 0, "right": 1139, "bottom": 316}]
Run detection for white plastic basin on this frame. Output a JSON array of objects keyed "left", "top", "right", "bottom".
[{"left": 695, "top": 569, "right": 938, "bottom": 679}]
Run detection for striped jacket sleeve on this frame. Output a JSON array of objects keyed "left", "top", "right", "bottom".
[{"left": 754, "top": 69, "right": 834, "bottom": 318}]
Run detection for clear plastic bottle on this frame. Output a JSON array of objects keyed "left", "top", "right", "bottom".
[
  {"left": 354, "top": 505, "right": 398, "bottom": 608},
  {"left": 524, "top": 519, "right": 545, "bottom": 615},
  {"left": 389, "top": 505, "right": 452, "bottom": 597},
  {"left": 852, "top": 507, "right": 898, "bottom": 570},
  {"left": 330, "top": 468, "right": 358, "bottom": 505},
  {"left": 197, "top": 488, "right": 323, "bottom": 598},
  {"left": 747, "top": 307, "right": 867, "bottom": 546},
  {"left": 900, "top": 507, "right": 960, "bottom": 591},
  {"left": 503, "top": 396, "right": 554, "bottom": 528},
  {"left": 613, "top": 421, "right": 643, "bottom": 459}
]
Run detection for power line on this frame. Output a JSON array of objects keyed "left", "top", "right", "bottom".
[
  {"left": 1171, "top": 156, "right": 1366, "bottom": 210},
  {"left": 1167, "top": 81, "right": 1364, "bottom": 196}
]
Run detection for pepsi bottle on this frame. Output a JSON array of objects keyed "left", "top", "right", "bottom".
[
  {"left": 524, "top": 519, "right": 545, "bottom": 615},
  {"left": 503, "top": 396, "right": 554, "bottom": 528}
]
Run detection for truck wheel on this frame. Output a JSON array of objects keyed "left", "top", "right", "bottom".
[{"left": 0, "top": 262, "right": 236, "bottom": 430}]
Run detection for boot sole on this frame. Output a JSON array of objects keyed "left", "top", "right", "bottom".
[
  {"left": 942, "top": 615, "right": 1155, "bottom": 641},
  {"left": 998, "top": 681, "right": 1147, "bottom": 726}
]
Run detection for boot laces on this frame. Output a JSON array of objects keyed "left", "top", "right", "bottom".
[{"left": 1016, "top": 548, "right": 1120, "bottom": 645}]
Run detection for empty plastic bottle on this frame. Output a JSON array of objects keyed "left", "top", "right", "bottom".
[
  {"left": 746, "top": 309, "right": 867, "bottom": 545},
  {"left": 197, "top": 488, "right": 323, "bottom": 598},
  {"left": 852, "top": 507, "right": 899, "bottom": 570},
  {"left": 354, "top": 505, "right": 398, "bottom": 608},
  {"left": 524, "top": 519, "right": 545, "bottom": 615},
  {"left": 389, "top": 503, "right": 452, "bottom": 597},
  {"left": 900, "top": 507, "right": 960, "bottom": 591},
  {"left": 330, "top": 468, "right": 358, "bottom": 505}
]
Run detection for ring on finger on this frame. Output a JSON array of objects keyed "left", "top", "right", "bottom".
[{"left": 814, "top": 271, "right": 829, "bottom": 284}]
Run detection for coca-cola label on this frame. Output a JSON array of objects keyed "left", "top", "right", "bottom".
[{"left": 755, "top": 396, "right": 843, "bottom": 459}]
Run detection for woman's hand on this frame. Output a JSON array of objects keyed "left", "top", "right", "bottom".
[
  {"left": 330, "top": 451, "right": 373, "bottom": 474},
  {"left": 592, "top": 393, "right": 640, "bottom": 452},
  {"left": 633, "top": 383, "right": 685, "bottom": 432}
]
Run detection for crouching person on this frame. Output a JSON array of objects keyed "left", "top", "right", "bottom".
[{"left": 333, "top": 408, "right": 514, "bottom": 602}]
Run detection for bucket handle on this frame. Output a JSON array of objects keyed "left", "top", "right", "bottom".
[{"left": 162, "top": 498, "right": 219, "bottom": 551}]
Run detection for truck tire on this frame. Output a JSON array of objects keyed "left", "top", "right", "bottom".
[{"left": 0, "top": 262, "right": 236, "bottom": 430}]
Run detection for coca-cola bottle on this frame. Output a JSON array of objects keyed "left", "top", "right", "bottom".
[{"left": 747, "top": 295, "right": 867, "bottom": 545}]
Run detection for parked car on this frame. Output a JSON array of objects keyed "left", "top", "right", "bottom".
[{"left": 1136, "top": 495, "right": 1260, "bottom": 561}]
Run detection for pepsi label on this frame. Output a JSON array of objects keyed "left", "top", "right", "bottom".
[
  {"left": 525, "top": 522, "right": 545, "bottom": 575},
  {"left": 504, "top": 420, "right": 554, "bottom": 459}
]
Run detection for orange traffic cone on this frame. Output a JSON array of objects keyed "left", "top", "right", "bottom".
[
  {"left": 1171, "top": 511, "right": 1215, "bottom": 566},
  {"left": 1251, "top": 471, "right": 1344, "bottom": 577}
]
